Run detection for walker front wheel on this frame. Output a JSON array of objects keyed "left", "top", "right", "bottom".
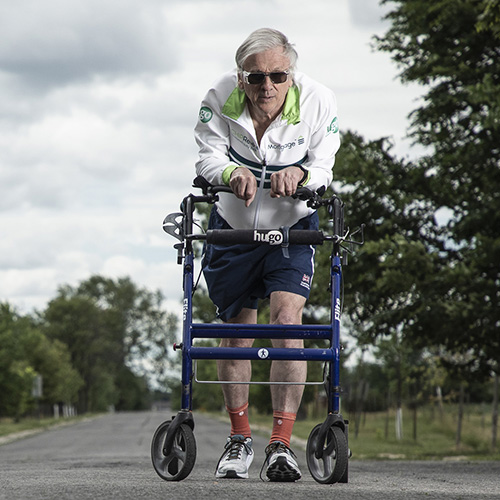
[
  {"left": 306, "top": 423, "right": 348, "bottom": 484},
  {"left": 151, "top": 420, "right": 196, "bottom": 481}
]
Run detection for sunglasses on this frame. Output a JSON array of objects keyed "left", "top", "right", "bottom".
[{"left": 242, "top": 70, "right": 290, "bottom": 85}]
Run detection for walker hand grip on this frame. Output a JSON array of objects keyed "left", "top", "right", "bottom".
[{"left": 205, "top": 229, "right": 325, "bottom": 245}]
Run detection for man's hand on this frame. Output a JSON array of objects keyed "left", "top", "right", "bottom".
[
  {"left": 230, "top": 167, "right": 257, "bottom": 207},
  {"left": 270, "top": 166, "right": 304, "bottom": 198}
]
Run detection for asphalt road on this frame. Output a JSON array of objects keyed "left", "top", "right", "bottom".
[{"left": 0, "top": 410, "right": 499, "bottom": 499}]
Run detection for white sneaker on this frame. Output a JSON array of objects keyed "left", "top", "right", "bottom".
[
  {"left": 262, "top": 441, "right": 301, "bottom": 482},
  {"left": 215, "top": 435, "right": 254, "bottom": 479}
]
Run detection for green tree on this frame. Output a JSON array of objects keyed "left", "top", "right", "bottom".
[
  {"left": 0, "top": 304, "right": 35, "bottom": 418},
  {"left": 43, "top": 276, "right": 178, "bottom": 413},
  {"left": 23, "top": 327, "right": 83, "bottom": 406},
  {"left": 43, "top": 294, "right": 116, "bottom": 412},
  {"left": 477, "top": 0, "right": 500, "bottom": 37},
  {"left": 0, "top": 303, "right": 82, "bottom": 419},
  {"left": 374, "top": 0, "right": 500, "bottom": 374},
  {"left": 75, "top": 276, "right": 178, "bottom": 379},
  {"left": 308, "top": 131, "right": 441, "bottom": 357},
  {"left": 375, "top": 0, "right": 500, "bottom": 444}
]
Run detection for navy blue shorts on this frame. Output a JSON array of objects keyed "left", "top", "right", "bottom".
[{"left": 202, "top": 207, "right": 319, "bottom": 322}]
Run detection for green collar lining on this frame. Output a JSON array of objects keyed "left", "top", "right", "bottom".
[{"left": 221, "top": 85, "right": 301, "bottom": 125}]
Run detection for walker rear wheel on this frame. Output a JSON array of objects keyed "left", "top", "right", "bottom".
[{"left": 306, "top": 424, "right": 348, "bottom": 484}]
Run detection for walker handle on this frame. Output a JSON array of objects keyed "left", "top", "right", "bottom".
[
  {"left": 192, "top": 175, "right": 325, "bottom": 205},
  {"left": 204, "top": 228, "right": 325, "bottom": 245}
]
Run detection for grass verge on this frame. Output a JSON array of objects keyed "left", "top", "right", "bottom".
[
  {"left": 0, "top": 415, "right": 96, "bottom": 445},
  {"left": 206, "top": 405, "right": 500, "bottom": 461}
]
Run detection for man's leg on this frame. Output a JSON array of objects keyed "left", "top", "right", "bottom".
[
  {"left": 215, "top": 308, "right": 256, "bottom": 479},
  {"left": 264, "top": 291, "right": 306, "bottom": 481},
  {"left": 217, "top": 307, "right": 256, "bottom": 414},
  {"left": 269, "top": 291, "right": 307, "bottom": 414}
]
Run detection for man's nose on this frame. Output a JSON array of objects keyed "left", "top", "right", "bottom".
[{"left": 261, "top": 75, "right": 274, "bottom": 89}]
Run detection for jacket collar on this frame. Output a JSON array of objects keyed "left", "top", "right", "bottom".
[{"left": 221, "top": 84, "right": 301, "bottom": 125}]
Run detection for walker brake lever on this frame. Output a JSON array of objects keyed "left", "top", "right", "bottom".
[{"left": 162, "top": 212, "right": 184, "bottom": 241}]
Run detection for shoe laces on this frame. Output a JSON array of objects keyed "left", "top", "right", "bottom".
[
  {"left": 225, "top": 438, "right": 248, "bottom": 460},
  {"left": 215, "top": 436, "right": 251, "bottom": 472},
  {"left": 264, "top": 441, "right": 296, "bottom": 459}
]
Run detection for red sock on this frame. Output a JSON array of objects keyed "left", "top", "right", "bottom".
[
  {"left": 270, "top": 411, "right": 296, "bottom": 448},
  {"left": 227, "top": 403, "right": 251, "bottom": 438}
]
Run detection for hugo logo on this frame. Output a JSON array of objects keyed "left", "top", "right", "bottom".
[{"left": 253, "top": 230, "right": 283, "bottom": 245}]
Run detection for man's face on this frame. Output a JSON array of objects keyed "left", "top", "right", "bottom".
[{"left": 239, "top": 47, "right": 292, "bottom": 122}]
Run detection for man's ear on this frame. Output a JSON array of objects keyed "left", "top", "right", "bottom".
[{"left": 237, "top": 74, "right": 244, "bottom": 90}]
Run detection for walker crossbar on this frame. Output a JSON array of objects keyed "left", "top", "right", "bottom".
[
  {"left": 190, "top": 346, "right": 336, "bottom": 361},
  {"left": 191, "top": 322, "right": 333, "bottom": 340}
]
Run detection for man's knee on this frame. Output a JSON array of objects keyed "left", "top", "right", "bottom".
[
  {"left": 272, "top": 338, "right": 304, "bottom": 349},
  {"left": 270, "top": 291, "right": 306, "bottom": 325},
  {"left": 273, "top": 308, "right": 302, "bottom": 325},
  {"left": 220, "top": 338, "right": 254, "bottom": 348}
]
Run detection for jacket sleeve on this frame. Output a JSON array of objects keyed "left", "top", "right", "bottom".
[
  {"left": 302, "top": 86, "right": 340, "bottom": 192},
  {"left": 194, "top": 87, "right": 237, "bottom": 187}
]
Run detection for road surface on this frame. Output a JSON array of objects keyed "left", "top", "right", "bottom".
[{"left": 0, "top": 410, "right": 498, "bottom": 499}]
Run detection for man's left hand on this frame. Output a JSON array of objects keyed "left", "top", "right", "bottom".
[{"left": 270, "top": 166, "right": 304, "bottom": 198}]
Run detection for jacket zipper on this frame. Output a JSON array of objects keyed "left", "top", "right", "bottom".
[{"left": 252, "top": 160, "right": 267, "bottom": 229}]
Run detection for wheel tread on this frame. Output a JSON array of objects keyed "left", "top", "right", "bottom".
[{"left": 306, "top": 423, "right": 348, "bottom": 484}]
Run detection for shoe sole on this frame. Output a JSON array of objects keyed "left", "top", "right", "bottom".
[
  {"left": 216, "top": 470, "right": 249, "bottom": 479},
  {"left": 266, "top": 457, "right": 301, "bottom": 482}
]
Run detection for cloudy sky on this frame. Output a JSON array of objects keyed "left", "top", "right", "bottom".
[{"left": 0, "top": 0, "right": 423, "bottom": 318}]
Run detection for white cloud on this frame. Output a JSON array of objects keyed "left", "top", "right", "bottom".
[
  {"left": 0, "top": 0, "right": 177, "bottom": 88},
  {"left": 348, "top": 0, "right": 392, "bottom": 29}
]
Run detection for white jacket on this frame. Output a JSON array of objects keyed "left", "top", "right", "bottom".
[{"left": 194, "top": 70, "right": 340, "bottom": 229}]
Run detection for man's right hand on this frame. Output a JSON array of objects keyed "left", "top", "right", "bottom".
[{"left": 229, "top": 167, "right": 257, "bottom": 207}]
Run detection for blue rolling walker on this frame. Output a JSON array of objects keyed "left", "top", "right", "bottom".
[{"left": 151, "top": 177, "right": 363, "bottom": 484}]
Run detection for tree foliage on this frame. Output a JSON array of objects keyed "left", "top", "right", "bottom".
[
  {"left": 42, "top": 275, "right": 178, "bottom": 413},
  {"left": 308, "top": 131, "right": 442, "bottom": 355},
  {"left": 374, "top": 0, "right": 500, "bottom": 377},
  {"left": 0, "top": 303, "right": 82, "bottom": 419}
]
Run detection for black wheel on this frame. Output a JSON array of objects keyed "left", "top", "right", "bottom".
[
  {"left": 306, "top": 423, "right": 348, "bottom": 484},
  {"left": 151, "top": 420, "right": 196, "bottom": 481}
]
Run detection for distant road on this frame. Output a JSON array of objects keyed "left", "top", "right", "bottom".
[{"left": 0, "top": 410, "right": 498, "bottom": 499}]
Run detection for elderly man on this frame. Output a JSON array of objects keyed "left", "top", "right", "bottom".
[{"left": 194, "top": 28, "right": 340, "bottom": 481}]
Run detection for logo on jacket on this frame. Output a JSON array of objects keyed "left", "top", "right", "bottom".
[
  {"left": 199, "top": 106, "right": 213, "bottom": 123},
  {"left": 231, "top": 129, "right": 258, "bottom": 152},
  {"left": 268, "top": 141, "right": 297, "bottom": 151},
  {"left": 326, "top": 117, "right": 339, "bottom": 135}
]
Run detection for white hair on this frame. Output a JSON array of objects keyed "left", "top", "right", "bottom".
[{"left": 235, "top": 28, "right": 298, "bottom": 73}]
